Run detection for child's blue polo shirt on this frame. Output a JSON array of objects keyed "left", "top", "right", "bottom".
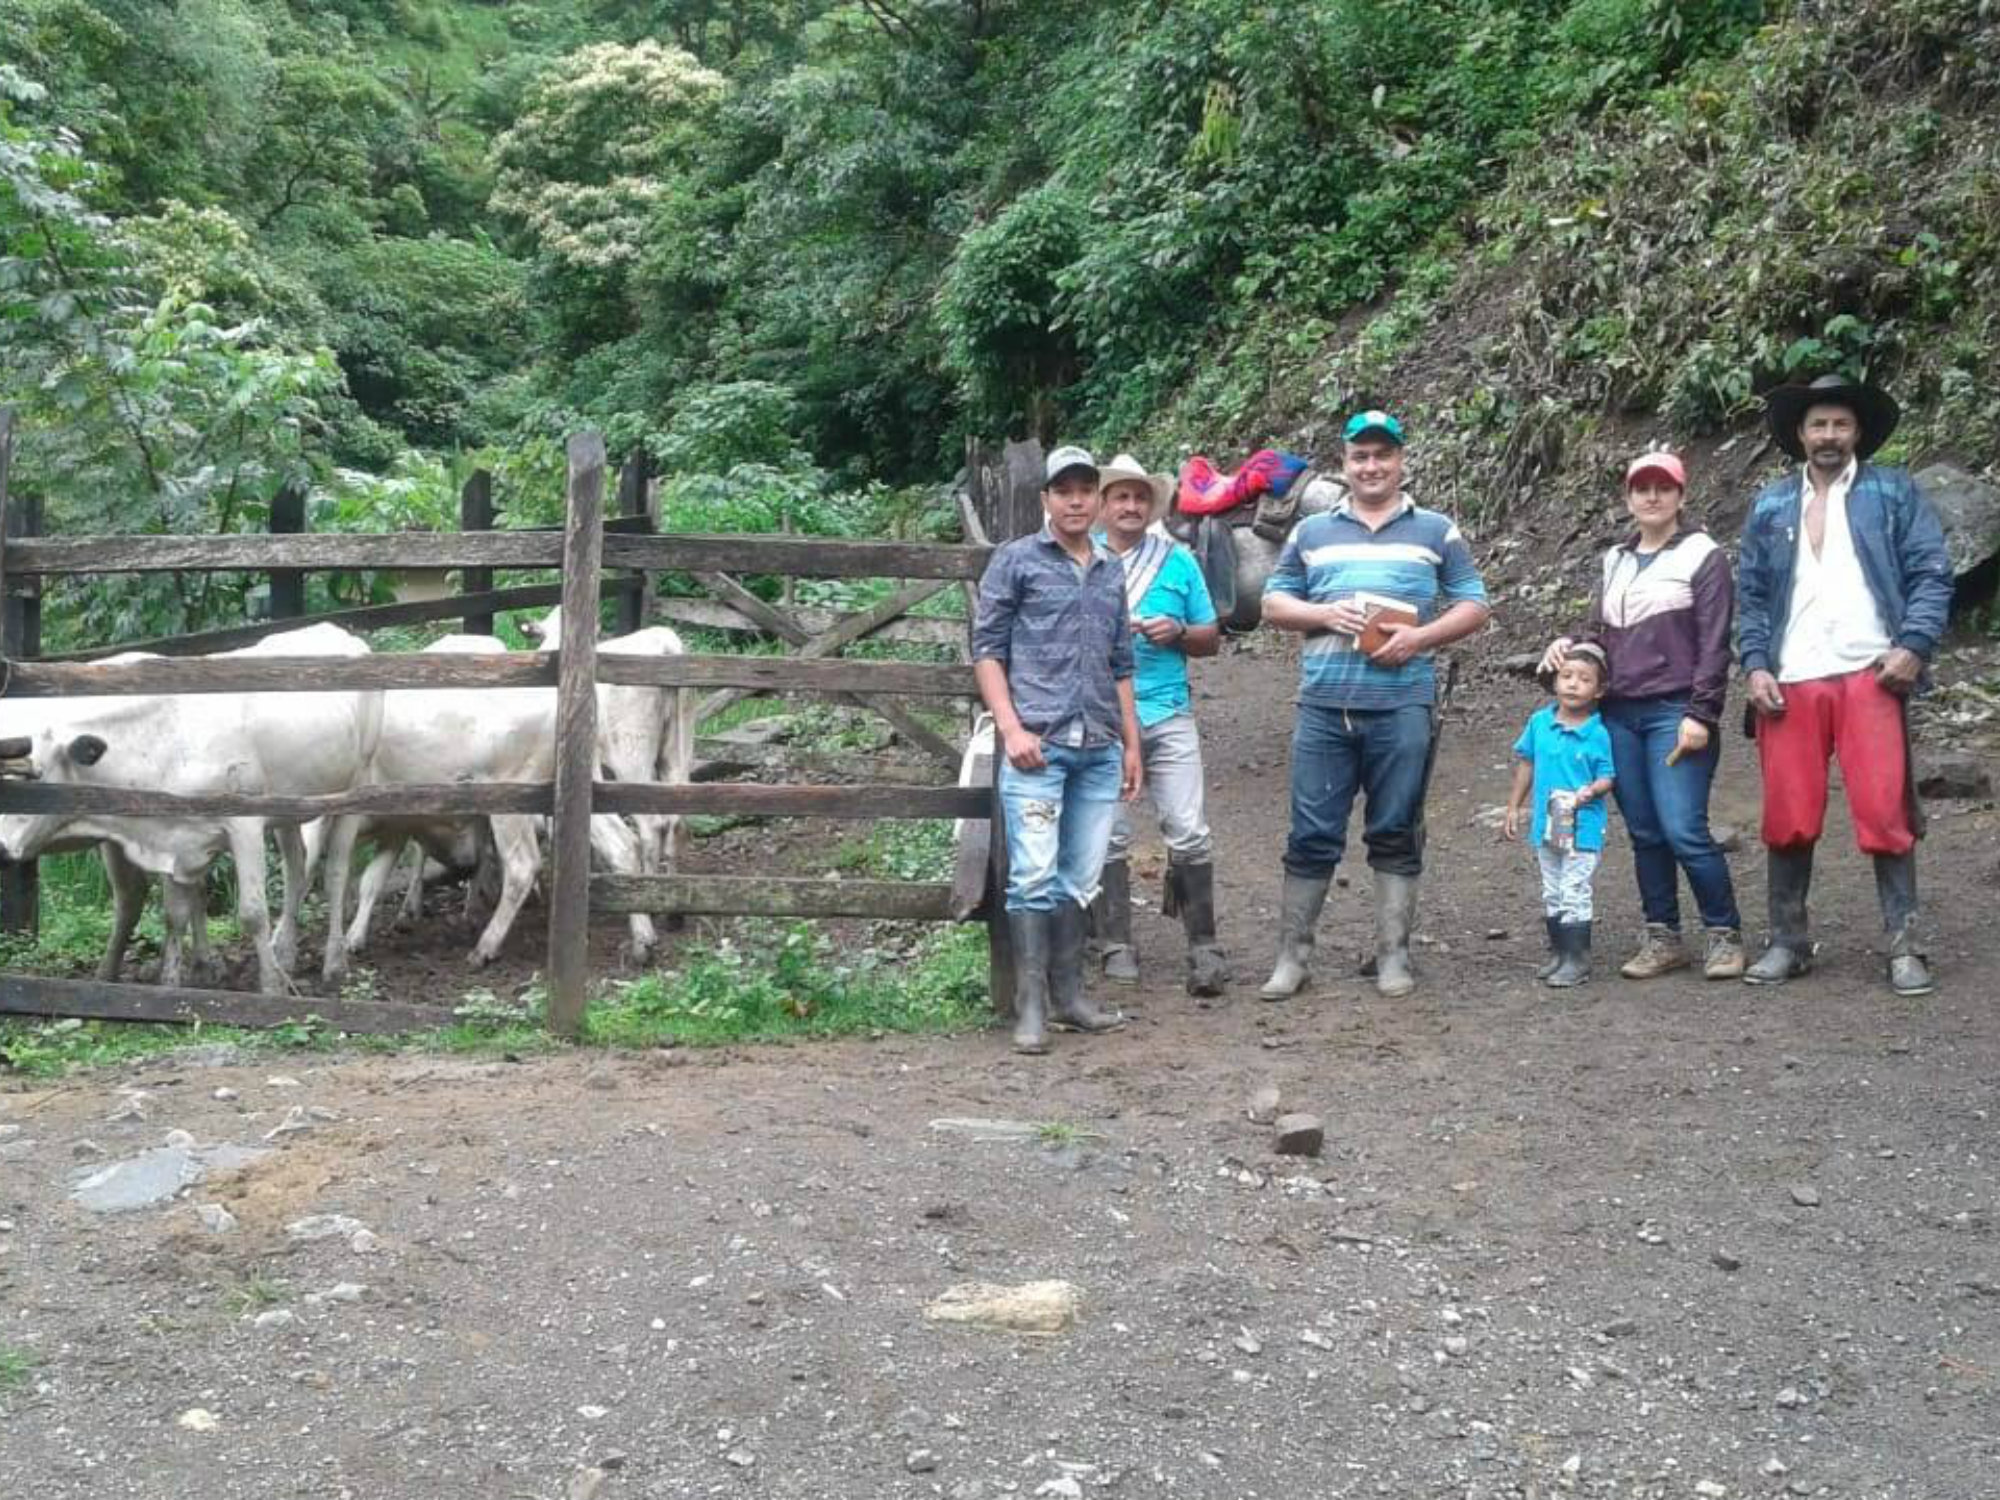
[{"left": 1511, "top": 705, "right": 1615, "bottom": 850}]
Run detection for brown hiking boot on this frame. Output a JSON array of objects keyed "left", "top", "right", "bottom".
[
  {"left": 1702, "top": 928, "right": 1746, "bottom": 980},
  {"left": 1620, "top": 923, "right": 1689, "bottom": 979}
]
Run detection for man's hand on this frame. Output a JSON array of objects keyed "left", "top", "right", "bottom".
[
  {"left": 1747, "top": 669, "right": 1787, "bottom": 716},
  {"left": 1000, "top": 725, "right": 1045, "bottom": 770},
  {"left": 1322, "top": 599, "right": 1368, "bottom": 636},
  {"left": 1538, "top": 636, "right": 1572, "bottom": 676},
  {"left": 1367, "top": 619, "right": 1425, "bottom": 667},
  {"left": 1502, "top": 803, "right": 1525, "bottom": 841},
  {"left": 1874, "top": 646, "right": 1923, "bottom": 696},
  {"left": 1134, "top": 615, "right": 1184, "bottom": 646},
  {"left": 1671, "top": 717, "right": 1711, "bottom": 762},
  {"left": 1121, "top": 746, "right": 1144, "bottom": 802}
]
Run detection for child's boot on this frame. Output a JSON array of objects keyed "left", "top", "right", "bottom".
[
  {"left": 1546, "top": 921, "right": 1592, "bottom": 988},
  {"left": 1536, "top": 915, "right": 1562, "bottom": 979}
]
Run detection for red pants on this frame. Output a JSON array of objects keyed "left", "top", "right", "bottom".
[{"left": 1756, "top": 668, "right": 1914, "bottom": 855}]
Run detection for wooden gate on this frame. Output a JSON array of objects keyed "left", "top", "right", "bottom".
[{"left": 0, "top": 418, "right": 1017, "bottom": 1036}]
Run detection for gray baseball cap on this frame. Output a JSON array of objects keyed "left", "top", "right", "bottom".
[{"left": 1044, "top": 445, "right": 1099, "bottom": 485}]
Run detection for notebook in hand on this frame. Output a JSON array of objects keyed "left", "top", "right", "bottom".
[{"left": 1353, "top": 592, "right": 1419, "bottom": 657}]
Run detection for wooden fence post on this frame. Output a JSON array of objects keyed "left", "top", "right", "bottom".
[
  {"left": 460, "top": 469, "right": 495, "bottom": 637},
  {"left": 0, "top": 409, "right": 42, "bottom": 937},
  {"left": 545, "top": 434, "right": 606, "bottom": 1036},
  {"left": 614, "top": 452, "right": 648, "bottom": 638},
  {"left": 966, "top": 437, "right": 1045, "bottom": 1017},
  {"left": 268, "top": 481, "right": 306, "bottom": 620}
]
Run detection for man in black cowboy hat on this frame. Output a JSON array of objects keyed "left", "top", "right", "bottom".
[{"left": 1735, "top": 373, "right": 1954, "bottom": 996}]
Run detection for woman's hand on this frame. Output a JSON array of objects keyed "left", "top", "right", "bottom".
[{"left": 1538, "top": 636, "right": 1572, "bottom": 675}]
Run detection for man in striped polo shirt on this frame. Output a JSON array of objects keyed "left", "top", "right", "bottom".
[{"left": 1259, "top": 410, "right": 1491, "bottom": 1000}]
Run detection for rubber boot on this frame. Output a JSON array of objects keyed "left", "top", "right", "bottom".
[
  {"left": 1873, "top": 852, "right": 1935, "bottom": 996},
  {"left": 1005, "top": 909, "right": 1052, "bottom": 1054},
  {"left": 1546, "top": 921, "right": 1592, "bottom": 988},
  {"left": 1537, "top": 915, "right": 1563, "bottom": 980},
  {"left": 1260, "top": 872, "right": 1332, "bottom": 1000},
  {"left": 1173, "top": 860, "right": 1229, "bottom": 998},
  {"left": 1049, "top": 901, "right": 1125, "bottom": 1033},
  {"left": 1373, "top": 872, "right": 1419, "bottom": 998},
  {"left": 1744, "top": 846, "right": 1815, "bottom": 985},
  {"left": 1091, "top": 858, "right": 1139, "bottom": 984}
]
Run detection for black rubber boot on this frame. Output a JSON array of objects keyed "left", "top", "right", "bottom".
[
  {"left": 1173, "top": 860, "right": 1229, "bottom": 998},
  {"left": 1745, "top": 846, "right": 1815, "bottom": 985},
  {"left": 1005, "top": 909, "right": 1052, "bottom": 1054},
  {"left": 1537, "top": 915, "right": 1562, "bottom": 980},
  {"left": 1873, "top": 852, "right": 1935, "bottom": 996},
  {"left": 1260, "top": 872, "right": 1332, "bottom": 1000},
  {"left": 1049, "top": 901, "right": 1125, "bottom": 1033},
  {"left": 1091, "top": 858, "right": 1138, "bottom": 984},
  {"left": 1546, "top": 921, "right": 1592, "bottom": 988}
]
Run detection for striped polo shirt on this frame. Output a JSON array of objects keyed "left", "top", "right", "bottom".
[{"left": 1264, "top": 494, "right": 1488, "bottom": 709}]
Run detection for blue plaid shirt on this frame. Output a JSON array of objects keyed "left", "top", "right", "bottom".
[{"left": 973, "top": 526, "right": 1133, "bottom": 748}]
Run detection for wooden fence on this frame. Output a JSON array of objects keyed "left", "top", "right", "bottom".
[{"left": 0, "top": 416, "right": 1042, "bottom": 1037}]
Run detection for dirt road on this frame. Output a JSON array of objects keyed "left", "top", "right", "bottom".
[{"left": 3, "top": 639, "right": 1997, "bottom": 1499}]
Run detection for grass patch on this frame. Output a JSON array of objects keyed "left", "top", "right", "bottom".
[
  {"left": 2, "top": 921, "right": 991, "bottom": 1077},
  {"left": 584, "top": 922, "right": 988, "bottom": 1049},
  {"left": 0, "top": 1343, "right": 37, "bottom": 1388}
]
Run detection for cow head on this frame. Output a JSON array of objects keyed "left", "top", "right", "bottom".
[{"left": 0, "top": 729, "right": 112, "bottom": 863}]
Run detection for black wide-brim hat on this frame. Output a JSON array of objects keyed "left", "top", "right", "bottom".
[{"left": 1765, "top": 373, "right": 1900, "bottom": 461}]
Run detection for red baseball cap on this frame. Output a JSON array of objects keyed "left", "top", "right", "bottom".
[{"left": 1624, "top": 451, "right": 1687, "bottom": 489}]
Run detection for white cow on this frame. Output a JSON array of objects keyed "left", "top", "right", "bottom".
[
  {"left": 520, "top": 606, "right": 694, "bottom": 877},
  {"left": 322, "top": 634, "right": 658, "bottom": 970},
  {"left": 0, "top": 624, "right": 381, "bottom": 994}
]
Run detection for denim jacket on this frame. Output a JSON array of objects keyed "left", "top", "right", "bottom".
[{"left": 1735, "top": 463, "right": 1953, "bottom": 684}]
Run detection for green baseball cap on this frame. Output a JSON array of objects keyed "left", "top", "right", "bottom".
[{"left": 1343, "top": 409, "right": 1406, "bottom": 446}]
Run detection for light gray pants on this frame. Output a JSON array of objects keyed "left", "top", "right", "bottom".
[
  {"left": 1107, "top": 712, "right": 1212, "bottom": 863},
  {"left": 1537, "top": 846, "right": 1601, "bottom": 922}
]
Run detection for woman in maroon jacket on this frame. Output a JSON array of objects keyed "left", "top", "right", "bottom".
[{"left": 1540, "top": 452, "right": 1745, "bottom": 980}]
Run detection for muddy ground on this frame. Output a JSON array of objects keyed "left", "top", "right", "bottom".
[{"left": 3, "top": 634, "right": 1998, "bottom": 1500}]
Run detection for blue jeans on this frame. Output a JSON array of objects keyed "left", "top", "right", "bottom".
[
  {"left": 999, "top": 742, "right": 1122, "bottom": 912},
  {"left": 1283, "top": 702, "right": 1433, "bottom": 879},
  {"left": 1602, "top": 695, "right": 1741, "bottom": 932}
]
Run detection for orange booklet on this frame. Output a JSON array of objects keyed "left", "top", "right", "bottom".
[{"left": 1353, "top": 592, "right": 1419, "bottom": 656}]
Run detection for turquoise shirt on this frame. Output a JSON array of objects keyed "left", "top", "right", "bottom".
[
  {"left": 1511, "top": 706, "right": 1616, "bottom": 851},
  {"left": 1102, "top": 537, "right": 1217, "bottom": 727}
]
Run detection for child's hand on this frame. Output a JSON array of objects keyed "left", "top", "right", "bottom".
[
  {"left": 1573, "top": 787, "right": 1593, "bottom": 807},
  {"left": 1502, "top": 804, "right": 1523, "bottom": 840}
]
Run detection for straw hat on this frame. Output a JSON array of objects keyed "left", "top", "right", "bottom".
[{"left": 1097, "top": 453, "right": 1174, "bottom": 515}]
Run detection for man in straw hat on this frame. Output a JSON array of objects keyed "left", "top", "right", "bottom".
[
  {"left": 1088, "top": 453, "right": 1228, "bottom": 997},
  {"left": 973, "top": 445, "right": 1144, "bottom": 1054},
  {"left": 1736, "top": 373, "right": 1953, "bottom": 995},
  {"left": 1258, "top": 410, "right": 1491, "bottom": 1001}
]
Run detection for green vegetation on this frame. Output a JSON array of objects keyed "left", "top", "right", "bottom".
[
  {"left": 0, "top": 919, "right": 988, "bottom": 1075},
  {"left": 0, "top": 1343, "right": 37, "bottom": 1389}
]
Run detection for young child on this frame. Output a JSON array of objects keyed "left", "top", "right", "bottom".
[{"left": 1505, "top": 642, "right": 1616, "bottom": 987}]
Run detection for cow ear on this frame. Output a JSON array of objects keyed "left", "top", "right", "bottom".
[{"left": 68, "top": 733, "right": 109, "bottom": 767}]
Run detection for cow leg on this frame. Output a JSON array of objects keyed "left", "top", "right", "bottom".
[
  {"left": 160, "top": 876, "right": 206, "bottom": 989},
  {"left": 469, "top": 816, "right": 540, "bottom": 967},
  {"left": 319, "top": 816, "right": 362, "bottom": 985},
  {"left": 97, "top": 843, "right": 148, "bottom": 983},
  {"left": 397, "top": 843, "right": 427, "bottom": 926},
  {"left": 178, "top": 876, "right": 215, "bottom": 986},
  {"left": 225, "top": 820, "right": 284, "bottom": 995},
  {"left": 591, "top": 813, "right": 656, "bottom": 966},
  {"left": 271, "top": 824, "right": 308, "bottom": 974},
  {"left": 346, "top": 835, "right": 408, "bottom": 956}
]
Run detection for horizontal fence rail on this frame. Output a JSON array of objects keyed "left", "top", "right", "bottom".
[
  {"left": 0, "top": 780, "right": 990, "bottom": 821},
  {"left": 591, "top": 874, "right": 958, "bottom": 921},
  {"left": 0, "top": 973, "right": 446, "bottom": 1033},
  {"left": 1, "top": 652, "right": 974, "bottom": 698},
  {"left": 9, "top": 532, "right": 992, "bottom": 581},
  {"left": 43, "top": 580, "right": 641, "bottom": 663}
]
